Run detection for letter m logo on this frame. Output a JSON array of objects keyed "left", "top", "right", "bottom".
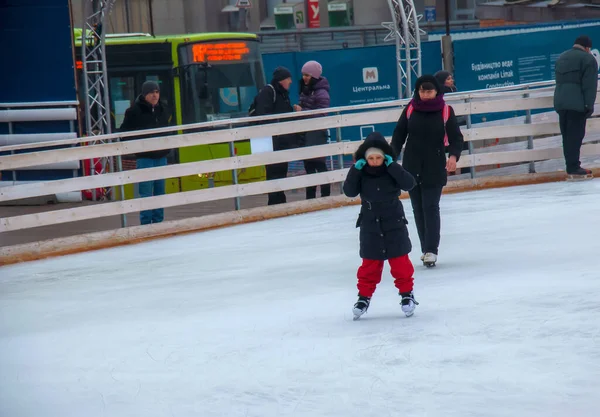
[{"left": 362, "top": 67, "right": 379, "bottom": 84}]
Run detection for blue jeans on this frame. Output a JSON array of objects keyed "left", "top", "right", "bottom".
[{"left": 137, "top": 157, "right": 167, "bottom": 225}]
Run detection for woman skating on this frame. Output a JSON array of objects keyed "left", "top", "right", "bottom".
[{"left": 391, "top": 75, "right": 464, "bottom": 267}]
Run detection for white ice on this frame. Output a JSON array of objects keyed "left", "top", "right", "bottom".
[{"left": 2, "top": 180, "right": 600, "bottom": 417}]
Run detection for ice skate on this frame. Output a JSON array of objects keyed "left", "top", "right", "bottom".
[
  {"left": 400, "top": 291, "right": 419, "bottom": 317},
  {"left": 420, "top": 253, "right": 425, "bottom": 262},
  {"left": 566, "top": 168, "right": 593, "bottom": 182},
  {"left": 352, "top": 295, "right": 370, "bottom": 320},
  {"left": 423, "top": 252, "right": 437, "bottom": 268}
]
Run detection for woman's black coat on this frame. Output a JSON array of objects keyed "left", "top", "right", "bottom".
[{"left": 391, "top": 100, "right": 464, "bottom": 187}]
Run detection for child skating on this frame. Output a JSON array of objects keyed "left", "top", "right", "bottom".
[{"left": 343, "top": 132, "right": 418, "bottom": 320}]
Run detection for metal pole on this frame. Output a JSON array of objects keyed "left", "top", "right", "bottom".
[
  {"left": 124, "top": 0, "right": 131, "bottom": 32},
  {"left": 98, "top": 4, "right": 126, "bottom": 227},
  {"left": 444, "top": 0, "right": 450, "bottom": 36},
  {"left": 70, "top": 119, "right": 78, "bottom": 179},
  {"left": 81, "top": 0, "right": 96, "bottom": 202},
  {"left": 400, "top": 7, "right": 412, "bottom": 97},
  {"left": 148, "top": 0, "right": 155, "bottom": 36},
  {"left": 524, "top": 87, "right": 535, "bottom": 174},
  {"left": 336, "top": 112, "right": 345, "bottom": 194},
  {"left": 387, "top": 1, "right": 403, "bottom": 99},
  {"left": 466, "top": 98, "right": 476, "bottom": 179},
  {"left": 229, "top": 128, "right": 241, "bottom": 210},
  {"left": 394, "top": 33, "right": 403, "bottom": 99}
]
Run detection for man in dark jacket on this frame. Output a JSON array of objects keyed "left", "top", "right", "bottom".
[
  {"left": 120, "top": 80, "right": 172, "bottom": 225},
  {"left": 254, "top": 66, "right": 297, "bottom": 205},
  {"left": 554, "top": 35, "right": 598, "bottom": 178}
]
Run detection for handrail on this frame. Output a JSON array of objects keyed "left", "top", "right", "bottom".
[
  {"left": 0, "top": 76, "right": 591, "bottom": 154},
  {"left": 0, "top": 101, "right": 79, "bottom": 108},
  {"left": 0, "top": 94, "right": 585, "bottom": 171},
  {"left": 0, "top": 81, "right": 564, "bottom": 154}
]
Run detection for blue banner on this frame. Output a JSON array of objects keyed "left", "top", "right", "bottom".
[
  {"left": 0, "top": 0, "right": 76, "bottom": 103},
  {"left": 0, "top": 0, "right": 77, "bottom": 182},
  {"left": 453, "top": 25, "right": 600, "bottom": 122},
  {"left": 262, "top": 41, "right": 443, "bottom": 144}
]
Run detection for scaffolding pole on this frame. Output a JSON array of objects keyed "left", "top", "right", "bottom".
[
  {"left": 81, "top": 0, "right": 126, "bottom": 227},
  {"left": 383, "top": 0, "right": 425, "bottom": 99}
]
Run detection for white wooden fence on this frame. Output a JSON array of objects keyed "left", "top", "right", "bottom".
[{"left": 1, "top": 80, "right": 600, "bottom": 234}]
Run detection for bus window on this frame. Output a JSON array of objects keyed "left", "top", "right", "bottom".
[{"left": 178, "top": 40, "right": 265, "bottom": 124}]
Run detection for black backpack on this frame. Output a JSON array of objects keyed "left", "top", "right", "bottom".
[{"left": 248, "top": 84, "right": 276, "bottom": 116}]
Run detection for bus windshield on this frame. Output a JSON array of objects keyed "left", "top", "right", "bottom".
[{"left": 178, "top": 39, "right": 265, "bottom": 123}]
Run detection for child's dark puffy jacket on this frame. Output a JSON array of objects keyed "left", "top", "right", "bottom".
[{"left": 343, "top": 133, "right": 416, "bottom": 260}]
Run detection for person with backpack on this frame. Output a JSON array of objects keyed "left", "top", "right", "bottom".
[
  {"left": 391, "top": 75, "right": 464, "bottom": 267},
  {"left": 251, "top": 66, "right": 298, "bottom": 205},
  {"left": 293, "top": 60, "right": 332, "bottom": 200}
]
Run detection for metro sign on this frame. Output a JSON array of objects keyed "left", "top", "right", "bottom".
[{"left": 308, "top": 0, "right": 320, "bottom": 29}]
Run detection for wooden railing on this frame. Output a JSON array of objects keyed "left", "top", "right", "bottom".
[{"left": 1, "top": 82, "right": 600, "bottom": 234}]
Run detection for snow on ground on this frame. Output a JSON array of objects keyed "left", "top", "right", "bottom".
[{"left": 1, "top": 179, "right": 600, "bottom": 417}]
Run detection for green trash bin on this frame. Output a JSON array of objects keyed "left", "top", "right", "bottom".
[{"left": 328, "top": 0, "right": 353, "bottom": 27}]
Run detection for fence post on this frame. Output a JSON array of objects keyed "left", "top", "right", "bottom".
[
  {"left": 229, "top": 124, "right": 241, "bottom": 210},
  {"left": 7, "top": 107, "right": 16, "bottom": 183},
  {"left": 524, "top": 86, "right": 536, "bottom": 174},
  {"left": 336, "top": 111, "right": 344, "bottom": 194},
  {"left": 466, "top": 98, "right": 476, "bottom": 179}
]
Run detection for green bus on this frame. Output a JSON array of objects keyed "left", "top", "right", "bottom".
[{"left": 74, "top": 31, "right": 267, "bottom": 197}]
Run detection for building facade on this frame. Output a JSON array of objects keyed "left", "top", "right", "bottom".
[{"left": 70, "top": 0, "right": 484, "bottom": 36}]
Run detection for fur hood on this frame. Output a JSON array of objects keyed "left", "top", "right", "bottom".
[{"left": 354, "top": 132, "right": 396, "bottom": 161}]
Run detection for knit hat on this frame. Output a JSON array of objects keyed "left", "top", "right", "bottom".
[
  {"left": 414, "top": 74, "right": 441, "bottom": 96},
  {"left": 575, "top": 35, "right": 592, "bottom": 48},
  {"left": 301, "top": 60, "right": 323, "bottom": 79},
  {"left": 272, "top": 66, "right": 292, "bottom": 82},
  {"left": 142, "top": 80, "right": 160, "bottom": 96},
  {"left": 365, "top": 147, "right": 385, "bottom": 159}
]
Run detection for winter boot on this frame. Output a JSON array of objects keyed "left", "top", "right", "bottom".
[
  {"left": 353, "top": 295, "right": 371, "bottom": 320},
  {"left": 567, "top": 168, "right": 593, "bottom": 181},
  {"left": 423, "top": 252, "right": 437, "bottom": 268},
  {"left": 400, "top": 291, "right": 419, "bottom": 317}
]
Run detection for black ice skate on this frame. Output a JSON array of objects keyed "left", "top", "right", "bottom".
[
  {"left": 566, "top": 168, "right": 594, "bottom": 182},
  {"left": 352, "top": 295, "right": 371, "bottom": 320},
  {"left": 400, "top": 291, "right": 419, "bottom": 317}
]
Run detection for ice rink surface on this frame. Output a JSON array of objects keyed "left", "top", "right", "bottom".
[{"left": 2, "top": 179, "right": 600, "bottom": 417}]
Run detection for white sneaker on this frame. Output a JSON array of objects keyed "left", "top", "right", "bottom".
[
  {"left": 420, "top": 253, "right": 425, "bottom": 261},
  {"left": 423, "top": 252, "right": 437, "bottom": 267}
]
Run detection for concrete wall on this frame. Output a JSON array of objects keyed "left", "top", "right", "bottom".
[
  {"left": 72, "top": 0, "right": 268, "bottom": 35},
  {"left": 71, "top": 0, "right": 466, "bottom": 36}
]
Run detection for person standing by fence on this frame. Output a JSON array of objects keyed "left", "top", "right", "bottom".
[
  {"left": 391, "top": 75, "right": 464, "bottom": 268},
  {"left": 294, "top": 60, "right": 331, "bottom": 199},
  {"left": 120, "top": 80, "right": 172, "bottom": 225},
  {"left": 252, "top": 66, "right": 297, "bottom": 205},
  {"left": 554, "top": 35, "right": 598, "bottom": 180}
]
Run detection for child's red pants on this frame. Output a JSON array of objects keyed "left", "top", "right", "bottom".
[{"left": 357, "top": 255, "right": 414, "bottom": 297}]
